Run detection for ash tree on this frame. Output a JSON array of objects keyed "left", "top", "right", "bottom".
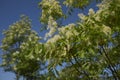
[
  {"left": 38, "top": 0, "right": 120, "bottom": 79},
  {"left": 0, "top": 0, "right": 120, "bottom": 80},
  {"left": 0, "top": 15, "right": 42, "bottom": 80}
]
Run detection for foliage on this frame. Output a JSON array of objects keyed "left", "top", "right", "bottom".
[
  {"left": 39, "top": 0, "right": 120, "bottom": 79},
  {"left": 0, "top": 0, "right": 120, "bottom": 80},
  {"left": 0, "top": 15, "right": 42, "bottom": 79}
]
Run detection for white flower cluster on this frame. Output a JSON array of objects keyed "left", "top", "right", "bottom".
[
  {"left": 96, "top": 0, "right": 111, "bottom": 17},
  {"left": 58, "top": 24, "right": 79, "bottom": 39},
  {"left": 63, "top": 0, "right": 74, "bottom": 6},
  {"left": 88, "top": 8, "right": 95, "bottom": 16},
  {"left": 13, "top": 66, "right": 17, "bottom": 71},
  {"left": 47, "top": 35, "right": 61, "bottom": 43},
  {"left": 78, "top": 13, "right": 87, "bottom": 21},
  {"left": 94, "top": 16, "right": 100, "bottom": 22},
  {"left": 58, "top": 24, "right": 74, "bottom": 33},
  {"left": 40, "top": 0, "right": 63, "bottom": 23},
  {"left": 20, "top": 42, "right": 30, "bottom": 51},
  {"left": 102, "top": 25, "right": 111, "bottom": 35},
  {"left": 97, "top": 0, "right": 111, "bottom": 10},
  {"left": 45, "top": 16, "right": 57, "bottom": 38},
  {"left": 13, "top": 51, "right": 20, "bottom": 56},
  {"left": 2, "top": 59, "right": 7, "bottom": 66}
]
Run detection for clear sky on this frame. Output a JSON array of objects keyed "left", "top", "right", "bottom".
[{"left": 0, "top": 0, "right": 98, "bottom": 79}]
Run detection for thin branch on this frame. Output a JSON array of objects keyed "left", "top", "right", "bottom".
[
  {"left": 72, "top": 55, "right": 91, "bottom": 80},
  {"left": 102, "top": 46, "right": 120, "bottom": 79},
  {"left": 68, "top": 54, "right": 81, "bottom": 76},
  {"left": 99, "top": 48, "right": 117, "bottom": 80}
]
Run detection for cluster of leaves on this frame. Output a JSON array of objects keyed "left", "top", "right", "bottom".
[
  {"left": 0, "top": 15, "right": 43, "bottom": 80},
  {"left": 40, "top": 0, "right": 120, "bottom": 79},
  {"left": 0, "top": 0, "right": 120, "bottom": 80}
]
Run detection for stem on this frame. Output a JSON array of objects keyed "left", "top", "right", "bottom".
[
  {"left": 99, "top": 49, "right": 117, "bottom": 79},
  {"left": 72, "top": 55, "right": 91, "bottom": 80},
  {"left": 102, "top": 46, "right": 120, "bottom": 79},
  {"left": 99, "top": 46, "right": 119, "bottom": 80},
  {"left": 68, "top": 54, "right": 81, "bottom": 76},
  {"left": 67, "top": 46, "right": 90, "bottom": 80},
  {"left": 15, "top": 72, "right": 20, "bottom": 80}
]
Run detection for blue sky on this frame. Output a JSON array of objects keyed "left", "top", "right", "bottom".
[{"left": 0, "top": 0, "right": 98, "bottom": 79}]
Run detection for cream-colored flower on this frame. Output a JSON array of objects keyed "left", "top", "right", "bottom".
[
  {"left": 45, "top": 16, "right": 58, "bottom": 38},
  {"left": 46, "top": 27, "right": 56, "bottom": 38},
  {"left": 78, "top": 13, "right": 86, "bottom": 21},
  {"left": 13, "top": 66, "right": 17, "bottom": 71},
  {"left": 2, "top": 61, "right": 7, "bottom": 65},
  {"left": 66, "top": 31, "right": 73, "bottom": 39},
  {"left": 58, "top": 27, "right": 66, "bottom": 34},
  {"left": 29, "top": 54, "right": 34, "bottom": 59},
  {"left": 88, "top": 8, "right": 95, "bottom": 16},
  {"left": 68, "top": 23, "right": 75, "bottom": 29},
  {"left": 73, "top": 30, "right": 79, "bottom": 35},
  {"left": 13, "top": 51, "right": 19, "bottom": 56},
  {"left": 47, "top": 35, "right": 61, "bottom": 43},
  {"left": 95, "top": 16, "right": 101, "bottom": 22},
  {"left": 102, "top": 25, "right": 111, "bottom": 35}
]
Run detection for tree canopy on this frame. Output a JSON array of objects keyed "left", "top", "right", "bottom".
[{"left": 0, "top": 0, "right": 120, "bottom": 80}]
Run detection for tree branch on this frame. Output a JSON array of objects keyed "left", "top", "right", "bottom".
[{"left": 102, "top": 46, "right": 120, "bottom": 79}]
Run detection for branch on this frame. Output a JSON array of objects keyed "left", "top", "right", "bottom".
[
  {"left": 102, "top": 46, "right": 120, "bottom": 79},
  {"left": 72, "top": 55, "right": 91, "bottom": 80},
  {"left": 99, "top": 46, "right": 119, "bottom": 79},
  {"left": 68, "top": 54, "right": 81, "bottom": 76}
]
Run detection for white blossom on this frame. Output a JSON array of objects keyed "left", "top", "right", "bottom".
[
  {"left": 45, "top": 27, "right": 56, "bottom": 38},
  {"left": 13, "top": 51, "right": 19, "bottom": 56},
  {"left": 102, "top": 25, "right": 111, "bottom": 35},
  {"left": 95, "top": 16, "right": 100, "bottom": 22},
  {"left": 58, "top": 27, "right": 66, "bottom": 34},
  {"left": 88, "top": 8, "right": 95, "bottom": 16},
  {"left": 29, "top": 54, "right": 34, "bottom": 59},
  {"left": 66, "top": 31, "right": 73, "bottom": 39},
  {"left": 78, "top": 13, "right": 87, "bottom": 21},
  {"left": 45, "top": 16, "right": 57, "bottom": 39},
  {"left": 47, "top": 35, "right": 61, "bottom": 43},
  {"left": 13, "top": 66, "right": 17, "bottom": 71}
]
